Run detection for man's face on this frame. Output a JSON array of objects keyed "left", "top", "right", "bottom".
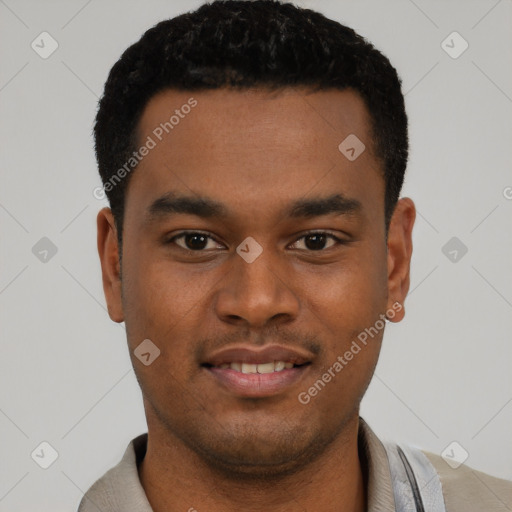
[{"left": 99, "top": 87, "right": 413, "bottom": 476}]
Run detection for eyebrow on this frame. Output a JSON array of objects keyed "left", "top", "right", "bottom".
[{"left": 145, "top": 192, "right": 362, "bottom": 223}]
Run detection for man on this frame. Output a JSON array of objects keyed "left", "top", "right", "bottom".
[{"left": 79, "top": 1, "right": 512, "bottom": 511}]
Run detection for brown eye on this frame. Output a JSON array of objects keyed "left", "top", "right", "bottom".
[
  {"left": 290, "top": 232, "right": 343, "bottom": 251},
  {"left": 169, "top": 232, "right": 222, "bottom": 251},
  {"left": 304, "top": 233, "right": 329, "bottom": 251}
]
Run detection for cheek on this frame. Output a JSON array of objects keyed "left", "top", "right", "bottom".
[
  {"left": 307, "top": 244, "right": 388, "bottom": 329},
  {"left": 302, "top": 263, "right": 387, "bottom": 413},
  {"left": 301, "top": 242, "right": 388, "bottom": 395},
  {"left": 121, "top": 257, "right": 201, "bottom": 399},
  {"left": 123, "top": 244, "right": 206, "bottom": 319},
  {"left": 120, "top": 244, "right": 196, "bottom": 355}
]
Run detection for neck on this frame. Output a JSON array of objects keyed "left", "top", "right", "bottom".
[{"left": 139, "top": 413, "right": 366, "bottom": 512}]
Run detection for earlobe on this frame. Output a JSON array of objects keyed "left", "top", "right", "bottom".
[
  {"left": 385, "top": 198, "right": 416, "bottom": 323},
  {"left": 97, "top": 207, "right": 124, "bottom": 323}
]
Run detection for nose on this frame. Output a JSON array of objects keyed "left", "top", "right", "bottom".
[{"left": 214, "top": 246, "right": 300, "bottom": 329}]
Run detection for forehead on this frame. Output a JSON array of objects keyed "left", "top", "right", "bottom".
[{"left": 126, "top": 87, "right": 383, "bottom": 225}]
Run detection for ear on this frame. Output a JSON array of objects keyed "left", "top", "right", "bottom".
[
  {"left": 97, "top": 207, "right": 124, "bottom": 323},
  {"left": 385, "top": 197, "right": 416, "bottom": 323}
]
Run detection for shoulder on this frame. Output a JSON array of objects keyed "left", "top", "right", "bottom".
[
  {"left": 77, "top": 433, "right": 151, "bottom": 512},
  {"left": 77, "top": 465, "right": 118, "bottom": 511},
  {"left": 423, "top": 451, "right": 512, "bottom": 512}
]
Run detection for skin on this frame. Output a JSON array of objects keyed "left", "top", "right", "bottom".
[{"left": 97, "top": 87, "right": 415, "bottom": 512}]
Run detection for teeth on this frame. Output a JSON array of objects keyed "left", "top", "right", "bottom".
[
  {"left": 274, "top": 361, "right": 285, "bottom": 372},
  {"left": 256, "top": 362, "right": 275, "bottom": 374},
  {"left": 221, "top": 361, "right": 296, "bottom": 373},
  {"left": 241, "top": 363, "right": 258, "bottom": 374}
]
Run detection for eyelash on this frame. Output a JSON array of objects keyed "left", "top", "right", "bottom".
[{"left": 166, "top": 230, "right": 347, "bottom": 253}]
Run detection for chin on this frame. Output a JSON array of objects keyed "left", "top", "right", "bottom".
[{"left": 181, "top": 422, "right": 337, "bottom": 481}]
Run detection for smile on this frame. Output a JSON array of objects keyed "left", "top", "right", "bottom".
[
  {"left": 201, "top": 344, "right": 315, "bottom": 397},
  {"left": 213, "top": 361, "right": 296, "bottom": 373}
]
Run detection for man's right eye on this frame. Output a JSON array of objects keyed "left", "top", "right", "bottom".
[{"left": 166, "top": 231, "right": 224, "bottom": 252}]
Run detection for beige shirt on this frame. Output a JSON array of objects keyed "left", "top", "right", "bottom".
[{"left": 78, "top": 418, "right": 512, "bottom": 511}]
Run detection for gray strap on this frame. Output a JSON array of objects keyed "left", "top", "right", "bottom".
[{"left": 384, "top": 442, "right": 447, "bottom": 512}]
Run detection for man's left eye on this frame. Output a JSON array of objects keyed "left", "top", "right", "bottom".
[{"left": 289, "top": 232, "right": 343, "bottom": 251}]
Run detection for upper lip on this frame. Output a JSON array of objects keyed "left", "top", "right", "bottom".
[{"left": 202, "top": 344, "right": 314, "bottom": 366}]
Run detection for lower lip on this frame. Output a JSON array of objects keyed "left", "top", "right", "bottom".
[{"left": 205, "top": 365, "right": 310, "bottom": 398}]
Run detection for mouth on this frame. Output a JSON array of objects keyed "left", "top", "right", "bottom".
[
  {"left": 201, "top": 345, "right": 314, "bottom": 398},
  {"left": 202, "top": 360, "right": 309, "bottom": 373}
]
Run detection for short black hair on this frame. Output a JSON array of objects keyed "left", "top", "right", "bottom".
[{"left": 94, "top": 0, "right": 408, "bottom": 248}]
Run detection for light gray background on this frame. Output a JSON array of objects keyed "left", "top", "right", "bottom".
[{"left": 1, "top": 0, "right": 511, "bottom": 510}]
